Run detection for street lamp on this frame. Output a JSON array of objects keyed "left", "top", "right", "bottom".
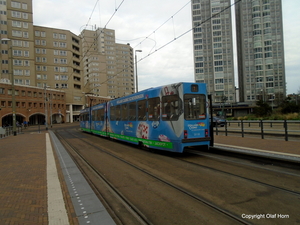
[
  {"left": 135, "top": 50, "right": 142, "bottom": 93},
  {"left": 2, "top": 38, "right": 16, "bottom": 136},
  {"left": 44, "top": 84, "right": 50, "bottom": 130},
  {"left": 49, "top": 92, "right": 53, "bottom": 128}
]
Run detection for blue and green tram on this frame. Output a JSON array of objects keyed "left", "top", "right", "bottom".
[
  {"left": 80, "top": 82, "right": 211, "bottom": 153},
  {"left": 79, "top": 107, "right": 91, "bottom": 132}
]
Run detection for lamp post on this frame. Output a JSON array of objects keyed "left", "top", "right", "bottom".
[
  {"left": 49, "top": 92, "right": 53, "bottom": 128},
  {"left": 135, "top": 50, "right": 142, "bottom": 93},
  {"left": 44, "top": 84, "right": 50, "bottom": 130},
  {"left": 2, "top": 38, "right": 16, "bottom": 136}
]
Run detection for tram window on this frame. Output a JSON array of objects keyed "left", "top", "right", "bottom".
[
  {"left": 110, "top": 106, "right": 116, "bottom": 121},
  {"left": 128, "top": 101, "right": 136, "bottom": 120},
  {"left": 82, "top": 113, "right": 89, "bottom": 121},
  {"left": 148, "top": 97, "right": 160, "bottom": 121},
  {"left": 137, "top": 99, "right": 147, "bottom": 121},
  {"left": 100, "top": 108, "right": 105, "bottom": 121},
  {"left": 116, "top": 105, "right": 121, "bottom": 121},
  {"left": 97, "top": 108, "right": 104, "bottom": 121},
  {"left": 121, "top": 104, "right": 128, "bottom": 121},
  {"left": 184, "top": 94, "right": 206, "bottom": 120},
  {"left": 92, "top": 110, "right": 97, "bottom": 121},
  {"left": 96, "top": 109, "right": 101, "bottom": 121},
  {"left": 162, "top": 95, "right": 180, "bottom": 121}
]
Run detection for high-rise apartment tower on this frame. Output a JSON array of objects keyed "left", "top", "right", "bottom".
[
  {"left": 191, "top": 0, "right": 236, "bottom": 103},
  {"left": 80, "top": 28, "right": 134, "bottom": 99},
  {"left": 191, "top": 0, "right": 286, "bottom": 104},
  {"left": 235, "top": 0, "right": 286, "bottom": 102}
]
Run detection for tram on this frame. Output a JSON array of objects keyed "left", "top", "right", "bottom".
[{"left": 80, "top": 82, "right": 212, "bottom": 153}]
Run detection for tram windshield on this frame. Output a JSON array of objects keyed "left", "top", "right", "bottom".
[
  {"left": 162, "top": 95, "right": 181, "bottom": 121},
  {"left": 184, "top": 94, "right": 206, "bottom": 120}
]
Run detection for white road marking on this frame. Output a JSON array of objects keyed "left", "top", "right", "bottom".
[{"left": 46, "top": 133, "right": 70, "bottom": 225}]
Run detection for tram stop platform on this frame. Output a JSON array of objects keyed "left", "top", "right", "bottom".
[
  {"left": 0, "top": 125, "right": 299, "bottom": 224},
  {"left": 214, "top": 134, "right": 300, "bottom": 163},
  {"left": 0, "top": 127, "right": 116, "bottom": 225}
]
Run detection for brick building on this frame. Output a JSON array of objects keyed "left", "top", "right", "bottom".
[{"left": 0, "top": 82, "right": 66, "bottom": 127}]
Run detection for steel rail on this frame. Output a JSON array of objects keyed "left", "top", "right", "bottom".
[
  {"left": 54, "top": 130, "right": 152, "bottom": 225},
  {"left": 183, "top": 149, "right": 300, "bottom": 196},
  {"left": 58, "top": 129, "right": 251, "bottom": 225}
]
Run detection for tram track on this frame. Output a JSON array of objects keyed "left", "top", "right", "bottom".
[
  {"left": 54, "top": 130, "right": 152, "bottom": 225},
  {"left": 178, "top": 150, "right": 300, "bottom": 197},
  {"left": 187, "top": 148, "right": 300, "bottom": 177},
  {"left": 54, "top": 128, "right": 251, "bottom": 225},
  {"left": 52, "top": 126, "right": 300, "bottom": 224}
]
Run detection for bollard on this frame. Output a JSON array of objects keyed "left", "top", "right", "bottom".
[
  {"left": 284, "top": 120, "right": 288, "bottom": 141},
  {"left": 241, "top": 120, "right": 244, "bottom": 137},
  {"left": 260, "top": 120, "right": 264, "bottom": 139}
]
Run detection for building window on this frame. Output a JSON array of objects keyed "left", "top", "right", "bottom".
[
  {"left": 12, "top": 30, "right": 22, "bottom": 37},
  {"left": 12, "top": 21, "right": 22, "bottom": 27},
  {"left": 22, "top": 32, "right": 28, "bottom": 38},
  {"left": 22, "top": 3, "right": 28, "bottom": 10},
  {"left": 11, "top": 11, "right": 21, "bottom": 18},
  {"left": 214, "top": 67, "right": 223, "bottom": 72},
  {"left": 22, "top": 13, "right": 28, "bottom": 19},
  {"left": 11, "top": 1, "right": 21, "bottom": 8},
  {"left": 15, "top": 79, "right": 23, "bottom": 84},
  {"left": 13, "top": 50, "right": 22, "bottom": 56},
  {"left": 265, "top": 52, "right": 272, "bottom": 58}
]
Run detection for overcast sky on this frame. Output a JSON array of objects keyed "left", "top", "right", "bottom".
[{"left": 32, "top": 0, "right": 300, "bottom": 95}]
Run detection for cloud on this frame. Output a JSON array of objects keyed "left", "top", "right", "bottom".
[{"left": 32, "top": 0, "right": 300, "bottom": 94}]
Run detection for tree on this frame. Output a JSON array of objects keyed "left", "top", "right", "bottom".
[
  {"left": 279, "top": 98, "right": 300, "bottom": 114},
  {"left": 253, "top": 100, "right": 272, "bottom": 117}
]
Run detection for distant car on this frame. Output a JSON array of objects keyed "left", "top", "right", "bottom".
[{"left": 212, "top": 116, "right": 226, "bottom": 127}]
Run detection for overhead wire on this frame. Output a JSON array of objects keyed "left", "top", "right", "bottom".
[
  {"left": 61, "top": 0, "right": 191, "bottom": 96},
  {"left": 85, "top": 0, "right": 242, "bottom": 96},
  {"left": 104, "top": 0, "right": 125, "bottom": 28},
  {"left": 133, "top": 0, "right": 191, "bottom": 50},
  {"left": 56, "top": 0, "right": 241, "bottom": 98},
  {"left": 54, "top": 0, "right": 126, "bottom": 95},
  {"left": 135, "top": 0, "right": 242, "bottom": 64},
  {"left": 78, "top": 0, "right": 128, "bottom": 96},
  {"left": 54, "top": 0, "right": 100, "bottom": 91}
]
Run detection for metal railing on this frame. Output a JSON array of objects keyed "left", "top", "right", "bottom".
[
  {"left": 0, "top": 126, "right": 24, "bottom": 139},
  {"left": 214, "top": 120, "right": 300, "bottom": 141}
]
